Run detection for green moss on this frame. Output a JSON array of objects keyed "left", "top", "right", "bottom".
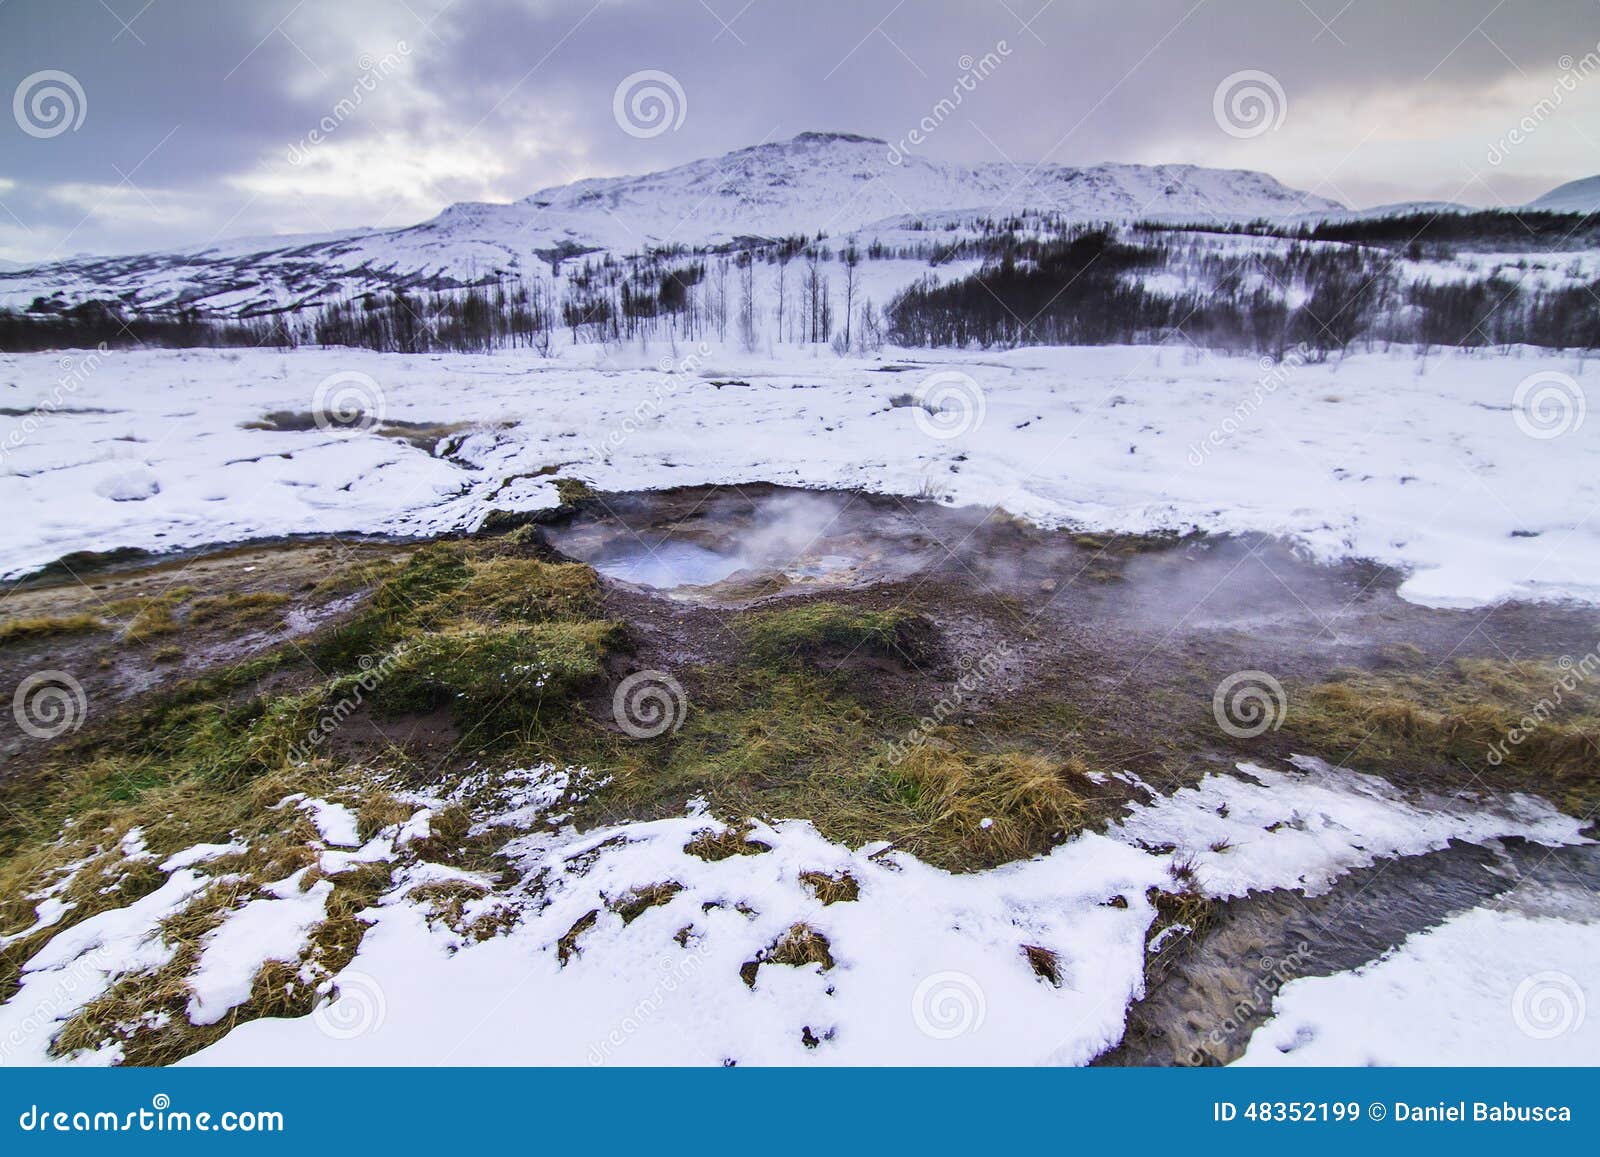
[
  {"left": 596, "top": 659, "right": 1099, "bottom": 872},
  {"left": 555, "top": 477, "right": 597, "bottom": 504},
  {"left": 738, "top": 601, "right": 937, "bottom": 666},
  {"left": 0, "top": 539, "right": 630, "bottom": 1027},
  {"left": 312, "top": 544, "right": 473, "bottom": 670},
  {"left": 373, "top": 621, "right": 620, "bottom": 728}
]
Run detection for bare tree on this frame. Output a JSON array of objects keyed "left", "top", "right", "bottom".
[
  {"left": 804, "top": 254, "right": 829, "bottom": 343},
  {"left": 773, "top": 253, "right": 789, "bottom": 344},
  {"left": 711, "top": 257, "right": 730, "bottom": 343},
  {"left": 531, "top": 278, "right": 555, "bottom": 357},
  {"left": 738, "top": 255, "right": 758, "bottom": 352},
  {"left": 841, "top": 245, "right": 860, "bottom": 350}
]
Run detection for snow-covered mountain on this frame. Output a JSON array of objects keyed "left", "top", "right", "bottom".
[
  {"left": 0, "top": 132, "right": 1344, "bottom": 317},
  {"left": 514, "top": 131, "right": 1342, "bottom": 242},
  {"left": 1526, "top": 175, "right": 1600, "bottom": 215}
]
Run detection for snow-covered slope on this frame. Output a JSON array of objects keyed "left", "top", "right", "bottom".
[
  {"left": 516, "top": 131, "right": 1341, "bottom": 241},
  {"left": 0, "top": 132, "right": 1343, "bottom": 316},
  {"left": 1526, "top": 174, "right": 1600, "bottom": 215}
]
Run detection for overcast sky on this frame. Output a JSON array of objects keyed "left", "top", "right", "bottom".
[{"left": 2, "top": 0, "right": 1598, "bottom": 262}]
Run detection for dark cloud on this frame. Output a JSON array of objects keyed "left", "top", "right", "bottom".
[{"left": 2, "top": 0, "right": 1597, "bottom": 260}]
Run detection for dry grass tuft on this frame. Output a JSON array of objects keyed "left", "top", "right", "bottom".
[
  {"left": 406, "top": 878, "right": 516, "bottom": 941},
  {"left": 888, "top": 748, "right": 1090, "bottom": 865},
  {"left": 357, "top": 794, "right": 417, "bottom": 843},
  {"left": 187, "top": 591, "right": 290, "bottom": 627},
  {"left": 799, "top": 870, "right": 859, "bottom": 905},
  {"left": 98, "top": 587, "right": 198, "bottom": 641},
  {"left": 683, "top": 823, "right": 773, "bottom": 862},
  {"left": 767, "top": 923, "right": 834, "bottom": 970},
  {"left": 1290, "top": 657, "right": 1600, "bottom": 815},
  {"left": 411, "top": 804, "right": 472, "bottom": 861},
  {"left": 554, "top": 477, "right": 597, "bottom": 505},
  {"left": 742, "top": 922, "right": 835, "bottom": 988},
  {"left": 1141, "top": 885, "right": 1219, "bottom": 989},
  {"left": 1021, "top": 943, "right": 1062, "bottom": 987},
  {"left": 556, "top": 909, "right": 599, "bottom": 966},
  {"left": 0, "top": 613, "right": 106, "bottom": 645},
  {"left": 609, "top": 881, "right": 684, "bottom": 925}
]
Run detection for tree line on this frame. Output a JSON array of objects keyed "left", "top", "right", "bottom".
[
  {"left": 3, "top": 212, "right": 1594, "bottom": 355},
  {"left": 884, "top": 225, "right": 1600, "bottom": 355}
]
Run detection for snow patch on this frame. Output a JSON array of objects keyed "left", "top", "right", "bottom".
[
  {"left": 1237, "top": 907, "right": 1600, "bottom": 1065},
  {"left": 1110, "top": 755, "right": 1585, "bottom": 899},
  {"left": 186, "top": 873, "right": 333, "bottom": 1026}
]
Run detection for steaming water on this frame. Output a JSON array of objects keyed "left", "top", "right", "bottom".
[
  {"left": 594, "top": 542, "right": 749, "bottom": 589},
  {"left": 789, "top": 554, "right": 855, "bottom": 578}
]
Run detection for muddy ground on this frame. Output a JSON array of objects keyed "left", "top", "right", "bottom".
[{"left": 3, "top": 482, "right": 1597, "bottom": 1064}]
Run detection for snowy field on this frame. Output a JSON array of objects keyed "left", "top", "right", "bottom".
[
  {"left": 2, "top": 338, "right": 1598, "bottom": 1067},
  {"left": 3, "top": 341, "right": 1597, "bottom": 608},
  {"left": 1, "top": 758, "right": 1591, "bottom": 1066}
]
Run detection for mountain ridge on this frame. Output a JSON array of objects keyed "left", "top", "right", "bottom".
[{"left": 1, "top": 133, "right": 1592, "bottom": 318}]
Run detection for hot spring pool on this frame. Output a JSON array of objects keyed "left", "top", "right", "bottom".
[{"left": 593, "top": 541, "right": 750, "bottom": 589}]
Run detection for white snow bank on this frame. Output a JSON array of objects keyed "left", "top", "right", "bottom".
[
  {"left": 1110, "top": 755, "right": 1587, "bottom": 899},
  {"left": 190, "top": 813, "right": 1168, "bottom": 1066},
  {"left": 3, "top": 343, "right": 1596, "bottom": 608},
  {"left": 160, "top": 841, "right": 246, "bottom": 871},
  {"left": 1237, "top": 908, "right": 1600, "bottom": 1065}
]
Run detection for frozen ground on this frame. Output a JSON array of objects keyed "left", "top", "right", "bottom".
[
  {"left": 3, "top": 341, "right": 1597, "bottom": 608},
  {"left": 0, "top": 760, "right": 1590, "bottom": 1066},
  {"left": 2, "top": 336, "right": 1597, "bottom": 1066}
]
